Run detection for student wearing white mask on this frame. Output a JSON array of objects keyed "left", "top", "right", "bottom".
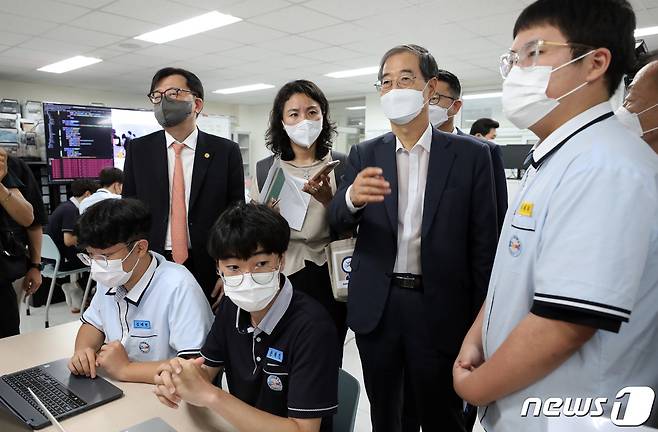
[
  {"left": 154, "top": 203, "right": 338, "bottom": 432},
  {"left": 617, "top": 54, "right": 658, "bottom": 153},
  {"left": 454, "top": 1, "right": 658, "bottom": 431},
  {"left": 252, "top": 80, "right": 350, "bottom": 363},
  {"left": 329, "top": 44, "right": 498, "bottom": 432},
  {"left": 68, "top": 198, "right": 212, "bottom": 384}
]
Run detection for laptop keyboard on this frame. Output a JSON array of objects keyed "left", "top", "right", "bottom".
[{"left": 2, "top": 367, "right": 87, "bottom": 418}]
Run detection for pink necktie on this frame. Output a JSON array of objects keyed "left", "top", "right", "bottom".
[{"left": 170, "top": 142, "right": 188, "bottom": 264}]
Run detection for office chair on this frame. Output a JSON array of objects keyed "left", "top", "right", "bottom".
[{"left": 334, "top": 368, "right": 360, "bottom": 432}]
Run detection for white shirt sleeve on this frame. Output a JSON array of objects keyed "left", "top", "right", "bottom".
[
  {"left": 80, "top": 287, "right": 104, "bottom": 333},
  {"left": 533, "top": 164, "right": 656, "bottom": 324},
  {"left": 168, "top": 271, "right": 214, "bottom": 357},
  {"left": 345, "top": 185, "right": 367, "bottom": 214}
]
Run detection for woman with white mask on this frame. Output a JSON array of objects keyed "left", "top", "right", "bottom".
[{"left": 252, "top": 80, "right": 350, "bottom": 363}]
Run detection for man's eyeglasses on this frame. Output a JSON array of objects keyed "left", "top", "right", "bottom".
[
  {"left": 429, "top": 93, "right": 457, "bottom": 106},
  {"left": 499, "top": 39, "right": 594, "bottom": 78},
  {"left": 374, "top": 74, "right": 418, "bottom": 92},
  {"left": 147, "top": 87, "right": 195, "bottom": 104}
]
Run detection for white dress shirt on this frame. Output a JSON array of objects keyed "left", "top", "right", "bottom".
[
  {"left": 164, "top": 128, "right": 197, "bottom": 250},
  {"left": 346, "top": 123, "right": 433, "bottom": 275}
]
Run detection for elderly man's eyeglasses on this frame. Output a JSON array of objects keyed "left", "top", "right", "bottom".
[{"left": 374, "top": 74, "right": 418, "bottom": 92}]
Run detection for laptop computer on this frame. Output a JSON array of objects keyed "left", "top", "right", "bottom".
[{"left": 0, "top": 358, "right": 123, "bottom": 429}]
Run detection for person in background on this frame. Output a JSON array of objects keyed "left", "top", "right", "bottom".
[
  {"left": 70, "top": 198, "right": 213, "bottom": 383},
  {"left": 46, "top": 179, "right": 98, "bottom": 312},
  {"left": 329, "top": 44, "right": 498, "bottom": 432},
  {"left": 469, "top": 118, "right": 500, "bottom": 141},
  {"left": 0, "top": 148, "right": 46, "bottom": 338},
  {"left": 616, "top": 51, "right": 658, "bottom": 153},
  {"left": 454, "top": 2, "right": 658, "bottom": 432},
  {"left": 79, "top": 167, "right": 123, "bottom": 214},
  {"left": 123, "top": 67, "right": 244, "bottom": 308},
  {"left": 154, "top": 203, "right": 338, "bottom": 432},
  {"left": 253, "top": 79, "right": 349, "bottom": 362},
  {"left": 431, "top": 69, "right": 508, "bottom": 234}
]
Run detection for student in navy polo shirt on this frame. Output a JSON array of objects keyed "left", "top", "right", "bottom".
[{"left": 154, "top": 203, "right": 338, "bottom": 432}]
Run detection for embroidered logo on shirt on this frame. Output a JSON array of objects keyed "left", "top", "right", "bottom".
[
  {"left": 267, "top": 375, "right": 283, "bottom": 392},
  {"left": 133, "top": 320, "right": 151, "bottom": 329},
  {"left": 518, "top": 201, "right": 534, "bottom": 217},
  {"left": 266, "top": 347, "right": 284, "bottom": 363},
  {"left": 509, "top": 235, "right": 522, "bottom": 257},
  {"left": 139, "top": 341, "right": 150, "bottom": 353}
]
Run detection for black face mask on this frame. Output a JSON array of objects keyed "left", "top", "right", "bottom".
[{"left": 154, "top": 96, "right": 194, "bottom": 128}]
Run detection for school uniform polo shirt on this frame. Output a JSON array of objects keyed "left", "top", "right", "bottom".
[
  {"left": 46, "top": 198, "right": 81, "bottom": 265},
  {"left": 201, "top": 277, "right": 339, "bottom": 428},
  {"left": 81, "top": 251, "right": 213, "bottom": 361},
  {"left": 479, "top": 102, "right": 658, "bottom": 431}
]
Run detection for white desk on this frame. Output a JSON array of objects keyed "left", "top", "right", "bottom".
[{"left": 0, "top": 322, "right": 237, "bottom": 432}]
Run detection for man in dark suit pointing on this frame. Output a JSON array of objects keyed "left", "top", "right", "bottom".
[
  {"left": 123, "top": 68, "right": 244, "bottom": 308},
  {"left": 329, "top": 45, "right": 498, "bottom": 432}
]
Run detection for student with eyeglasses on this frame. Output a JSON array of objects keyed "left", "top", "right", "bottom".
[
  {"left": 68, "top": 198, "right": 213, "bottom": 384},
  {"left": 453, "top": 1, "right": 658, "bottom": 430},
  {"left": 122, "top": 67, "right": 245, "bottom": 310},
  {"left": 154, "top": 203, "right": 338, "bottom": 432}
]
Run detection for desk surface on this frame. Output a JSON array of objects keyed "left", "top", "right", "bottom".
[{"left": 0, "top": 321, "right": 237, "bottom": 432}]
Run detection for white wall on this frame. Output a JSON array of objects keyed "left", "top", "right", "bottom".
[
  {"left": 235, "top": 103, "right": 272, "bottom": 182},
  {"left": 365, "top": 93, "right": 390, "bottom": 139},
  {"left": 0, "top": 78, "right": 238, "bottom": 115}
]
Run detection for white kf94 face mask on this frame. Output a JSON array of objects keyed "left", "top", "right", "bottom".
[
  {"left": 502, "top": 50, "right": 595, "bottom": 130},
  {"left": 428, "top": 102, "right": 456, "bottom": 127},
  {"left": 615, "top": 103, "right": 658, "bottom": 137},
  {"left": 222, "top": 269, "right": 281, "bottom": 312},
  {"left": 90, "top": 243, "right": 141, "bottom": 287},
  {"left": 380, "top": 82, "right": 430, "bottom": 125},
  {"left": 283, "top": 118, "right": 323, "bottom": 148}
]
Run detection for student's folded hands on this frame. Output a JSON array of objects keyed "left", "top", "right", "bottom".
[
  {"left": 95, "top": 341, "right": 131, "bottom": 381},
  {"left": 154, "top": 357, "right": 214, "bottom": 409}
]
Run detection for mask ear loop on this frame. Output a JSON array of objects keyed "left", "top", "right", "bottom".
[
  {"left": 552, "top": 50, "right": 596, "bottom": 102},
  {"left": 638, "top": 102, "right": 658, "bottom": 116}
]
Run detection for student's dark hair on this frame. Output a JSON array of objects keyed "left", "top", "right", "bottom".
[
  {"left": 76, "top": 198, "right": 151, "bottom": 249},
  {"left": 150, "top": 67, "right": 204, "bottom": 100},
  {"left": 207, "top": 202, "right": 290, "bottom": 261},
  {"left": 70, "top": 180, "right": 98, "bottom": 198},
  {"left": 378, "top": 44, "right": 439, "bottom": 82},
  {"left": 435, "top": 69, "right": 462, "bottom": 99},
  {"left": 470, "top": 118, "right": 500, "bottom": 136},
  {"left": 98, "top": 167, "right": 123, "bottom": 188},
  {"left": 265, "top": 80, "right": 336, "bottom": 161},
  {"left": 513, "top": 0, "right": 636, "bottom": 96}
]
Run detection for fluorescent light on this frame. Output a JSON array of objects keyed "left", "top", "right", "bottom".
[
  {"left": 37, "top": 56, "right": 102, "bottom": 73},
  {"left": 134, "top": 11, "right": 242, "bottom": 44},
  {"left": 345, "top": 106, "right": 366, "bottom": 110},
  {"left": 213, "top": 83, "right": 275, "bottom": 95},
  {"left": 325, "top": 66, "right": 379, "bottom": 78},
  {"left": 462, "top": 92, "right": 502, "bottom": 100},
  {"left": 635, "top": 26, "right": 658, "bottom": 37}
]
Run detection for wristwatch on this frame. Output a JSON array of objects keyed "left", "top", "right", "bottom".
[{"left": 29, "top": 262, "right": 44, "bottom": 271}]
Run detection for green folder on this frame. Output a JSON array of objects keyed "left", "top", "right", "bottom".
[{"left": 264, "top": 167, "right": 286, "bottom": 203}]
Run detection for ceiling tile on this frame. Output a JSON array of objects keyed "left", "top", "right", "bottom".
[
  {"left": 299, "top": 46, "right": 364, "bottom": 62},
  {"left": 72, "top": 12, "right": 159, "bottom": 37},
  {"left": 161, "top": 35, "right": 240, "bottom": 53},
  {"left": 300, "top": 22, "right": 386, "bottom": 46},
  {"left": 101, "top": 0, "right": 207, "bottom": 25},
  {"left": 40, "top": 26, "right": 125, "bottom": 48},
  {"left": 304, "top": 0, "right": 397, "bottom": 20},
  {"left": 1, "top": 14, "right": 59, "bottom": 36},
  {"left": 136, "top": 44, "right": 206, "bottom": 61},
  {"left": 249, "top": 6, "right": 342, "bottom": 34},
  {"left": 0, "top": 31, "right": 32, "bottom": 47},
  {"left": 0, "top": 0, "right": 90, "bottom": 23},
  {"left": 254, "top": 35, "right": 330, "bottom": 54},
  {"left": 223, "top": 0, "right": 290, "bottom": 19},
  {"left": 57, "top": 0, "right": 116, "bottom": 8},
  {"left": 209, "top": 21, "right": 288, "bottom": 44}
]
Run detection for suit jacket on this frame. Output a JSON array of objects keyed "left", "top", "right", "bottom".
[
  {"left": 122, "top": 129, "right": 245, "bottom": 292},
  {"left": 329, "top": 128, "right": 498, "bottom": 357},
  {"left": 456, "top": 127, "right": 508, "bottom": 234}
]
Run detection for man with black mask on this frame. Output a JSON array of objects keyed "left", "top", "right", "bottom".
[{"left": 123, "top": 68, "right": 245, "bottom": 310}]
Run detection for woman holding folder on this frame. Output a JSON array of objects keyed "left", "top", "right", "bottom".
[{"left": 252, "top": 80, "right": 349, "bottom": 362}]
